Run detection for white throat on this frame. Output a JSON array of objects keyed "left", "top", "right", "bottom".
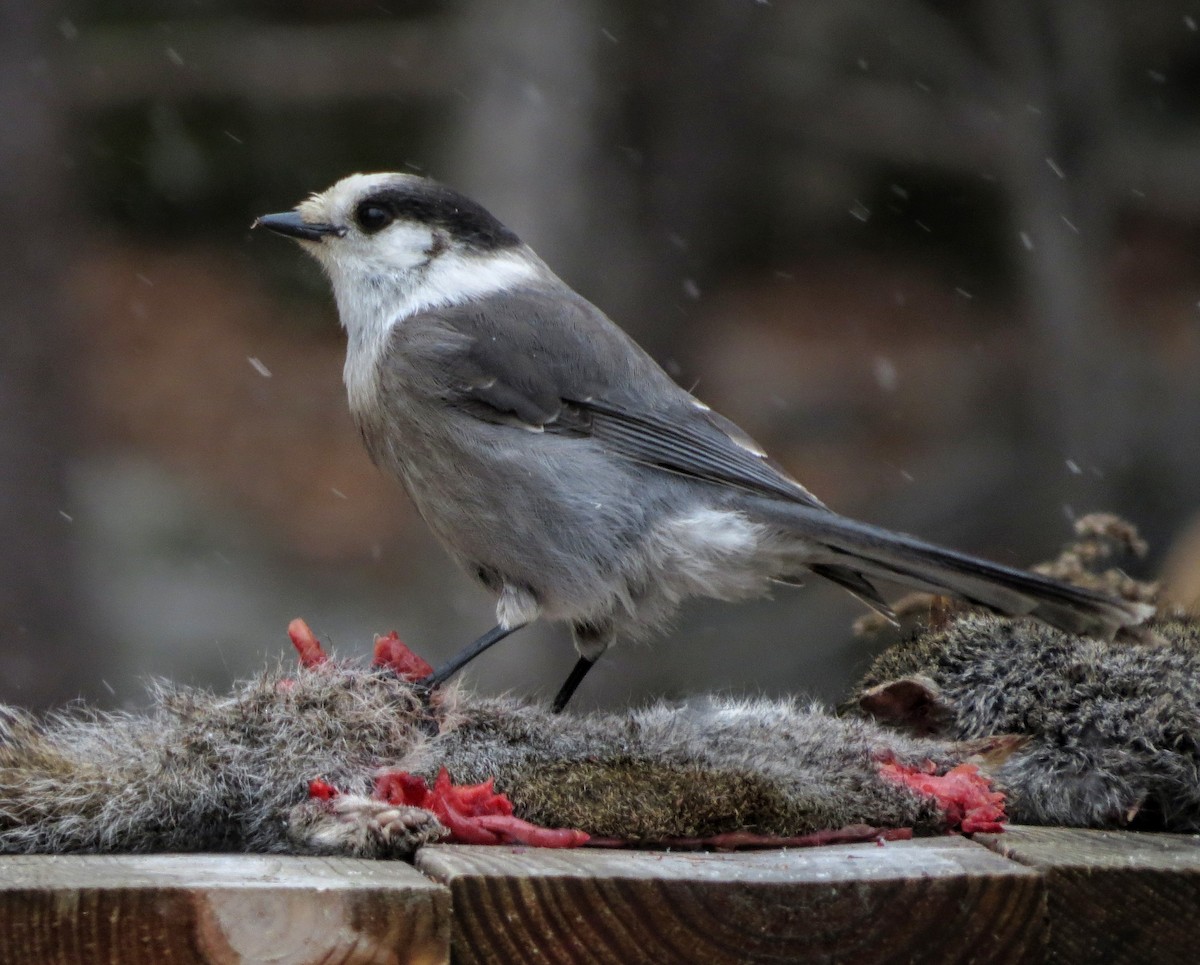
[{"left": 329, "top": 248, "right": 541, "bottom": 412}]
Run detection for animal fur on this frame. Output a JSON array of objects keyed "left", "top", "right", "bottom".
[
  {"left": 852, "top": 613, "right": 1200, "bottom": 830},
  {"left": 850, "top": 514, "right": 1200, "bottom": 831},
  {"left": 0, "top": 663, "right": 967, "bottom": 857}
]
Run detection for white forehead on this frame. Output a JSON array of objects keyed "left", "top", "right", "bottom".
[{"left": 297, "top": 172, "right": 419, "bottom": 225}]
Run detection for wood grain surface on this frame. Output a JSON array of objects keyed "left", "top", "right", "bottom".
[
  {"left": 977, "top": 825, "right": 1200, "bottom": 965},
  {"left": 416, "top": 838, "right": 1045, "bottom": 964},
  {"left": 0, "top": 854, "right": 450, "bottom": 965},
  {"left": 11, "top": 829, "right": 1199, "bottom": 964}
]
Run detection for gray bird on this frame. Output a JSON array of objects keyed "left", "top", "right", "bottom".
[{"left": 254, "top": 172, "right": 1151, "bottom": 710}]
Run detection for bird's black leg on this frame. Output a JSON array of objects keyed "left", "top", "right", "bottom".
[
  {"left": 551, "top": 656, "right": 597, "bottom": 713},
  {"left": 421, "top": 623, "right": 526, "bottom": 689}
]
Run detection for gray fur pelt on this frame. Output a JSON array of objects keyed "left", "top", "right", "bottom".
[
  {"left": 0, "top": 663, "right": 967, "bottom": 858},
  {"left": 852, "top": 614, "right": 1200, "bottom": 830}
]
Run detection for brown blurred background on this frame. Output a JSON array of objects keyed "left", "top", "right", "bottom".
[{"left": 3, "top": 0, "right": 1199, "bottom": 710}]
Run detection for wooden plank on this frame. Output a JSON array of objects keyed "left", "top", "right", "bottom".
[
  {"left": 415, "top": 839, "right": 1046, "bottom": 965},
  {"left": 976, "top": 826, "right": 1200, "bottom": 965},
  {"left": 0, "top": 854, "right": 450, "bottom": 965}
]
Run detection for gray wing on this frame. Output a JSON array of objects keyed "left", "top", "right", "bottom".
[
  {"left": 571, "top": 399, "right": 827, "bottom": 507},
  {"left": 421, "top": 286, "right": 828, "bottom": 509}
]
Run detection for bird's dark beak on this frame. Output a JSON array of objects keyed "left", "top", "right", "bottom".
[{"left": 253, "top": 210, "right": 345, "bottom": 241}]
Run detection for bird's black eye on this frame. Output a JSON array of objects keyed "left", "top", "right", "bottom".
[{"left": 355, "top": 202, "right": 393, "bottom": 234}]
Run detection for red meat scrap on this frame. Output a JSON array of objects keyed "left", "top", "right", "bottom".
[
  {"left": 287, "top": 618, "right": 329, "bottom": 669},
  {"left": 373, "top": 767, "right": 590, "bottom": 848},
  {"left": 307, "top": 778, "right": 340, "bottom": 801},
  {"left": 877, "top": 760, "right": 1006, "bottom": 834},
  {"left": 372, "top": 631, "right": 433, "bottom": 680}
]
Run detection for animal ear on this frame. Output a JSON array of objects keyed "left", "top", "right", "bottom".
[{"left": 858, "top": 675, "right": 950, "bottom": 735}]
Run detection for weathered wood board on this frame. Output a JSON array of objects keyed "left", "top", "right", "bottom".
[
  {"left": 977, "top": 825, "right": 1200, "bottom": 965},
  {"left": 7, "top": 829, "right": 1200, "bottom": 964},
  {"left": 415, "top": 838, "right": 1045, "bottom": 964},
  {"left": 0, "top": 853, "right": 450, "bottom": 965}
]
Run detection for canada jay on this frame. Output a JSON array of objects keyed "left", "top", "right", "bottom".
[{"left": 255, "top": 172, "right": 1152, "bottom": 710}]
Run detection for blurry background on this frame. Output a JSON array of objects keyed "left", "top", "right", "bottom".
[{"left": 4, "top": 0, "right": 1200, "bottom": 710}]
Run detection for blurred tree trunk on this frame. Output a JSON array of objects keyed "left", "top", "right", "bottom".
[
  {"left": 446, "top": 0, "right": 647, "bottom": 326},
  {"left": 632, "top": 2, "right": 762, "bottom": 360},
  {"left": 987, "top": 0, "right": 1126, "bottom": 504},
  {"left": 0, "top": 1, "right": 94, "bottom": 706}
]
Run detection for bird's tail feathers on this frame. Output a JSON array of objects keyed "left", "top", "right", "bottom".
[{"left": 758, "top": 503, "right": 1153, "bottom": 640}]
